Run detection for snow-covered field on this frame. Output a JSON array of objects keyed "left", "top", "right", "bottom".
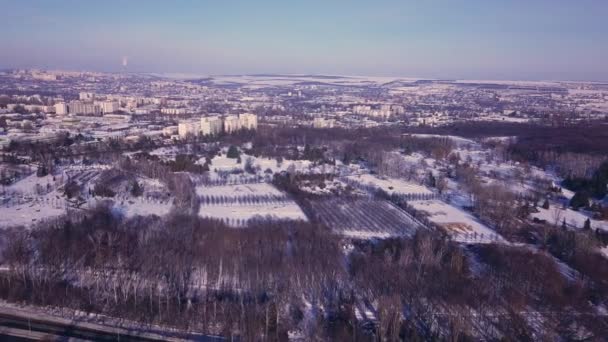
[
  {"left": 174, "top": 74, "right": 409, "bottom": 89},
  {"left": 1, "top": 172, "right": 67, "bottom": 227},
  {"left": 346, "top": 174, "right": 433, "bottom": 196},
  {"left": 0, "top": 198, "right": 66, "bottom": 227},
  {"left": 196, "top": 182, "right": 307, "bottom": 226},
  {"left": 195, "top": 182, "right": 284, "bottom": 197},
  {"left": 198, "top": 202, "right": 307, "bottom": 226},
  {"left": 89, "top": 197, "right": 173, "bottom": 218},
  {"left": 408, "top": 134, "right": 477, "bottom": 147},
  {"left": 203, "top": 154, "right": 322, "bottom": 174},
  {"left": 531, "top": 206, "right": 608, "bottom": 232},
  {"left": 408, "top": 200, "right": 504, "bottom": 243},
  {"left": 310, "top": 198, "right": 423, "bottom": 239}
]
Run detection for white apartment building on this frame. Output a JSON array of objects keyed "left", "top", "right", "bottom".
[
  {"left": 238, "top": 113, "right": 258, "bottom": 130},
  {"left": 353, "top": 104, "right": 400, "bottom": 118},
  {"left": 161, "top": 107, "right": 188, "bottom": 115},
  {"left": 200, "top": 116, "right": 223, "bottom": 136},
  {"left": 69, "top": 101, "right": 101, "bottom": 115},
  {"left": 178, "top": 121, "right": 201, "bottom": 139},
  {"left": 99, "top": 101, "right": 119, "bottom": 114},
  {"left": 54, "top": 102, "right": 68, "bottom": 115},
  {"left": 223, "top": 115, "right": 241, "bottom": 133}
]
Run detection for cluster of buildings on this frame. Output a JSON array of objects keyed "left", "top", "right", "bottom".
[
  {"left": 175, "top": 113, "right": 258, "bottom": 139},
  {"left": 53, "top": 92, "right": 120, "bottom": 115},
  {"left": 161, "top": 107, "right": 188, "bottom": 115},
  {"left": 2, "top": 70, "right": 608, "bottom": 149},
  {"left": 352, "top": 104, "right": 405, "bottom": 119},
  {"left": 313, "top": 117, "right": 336, "bottom": 128}
]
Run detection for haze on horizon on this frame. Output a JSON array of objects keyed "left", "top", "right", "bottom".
[{"left": 1, "top": 0, "right": 607, "bottom": 82}]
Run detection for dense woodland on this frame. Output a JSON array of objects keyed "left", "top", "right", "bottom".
[{"left": 2, "top": 205, "right": 608, "bottom": 340}]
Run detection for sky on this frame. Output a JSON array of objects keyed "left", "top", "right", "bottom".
[{"left": 1, "top": 0, "right": 607, "bottom": 81}]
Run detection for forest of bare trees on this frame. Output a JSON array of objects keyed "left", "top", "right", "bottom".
[{"left": 1, "top": 203, "right": 607, "bottom": 340}]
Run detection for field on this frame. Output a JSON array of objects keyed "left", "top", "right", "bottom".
[
  {"left": 346, "top": 174, "right": 434, "bottom": 196},
  {"left": 196, "top": 182, "right": 307, "bottom": 226},
  {"left": 408, "top": 200, "right": 504, "bottom": 243},
  {"left": 0, "top": 172, "right": 68, "bottom": 227},
  {"left": 196, "top": 182, "right": 285, "bottom": 198},
  {"left": 309, "top": 198, "right": 423, "bottom": 239},
  {"left": 532, "top": 206, "right": 608, "bottom": 232}
]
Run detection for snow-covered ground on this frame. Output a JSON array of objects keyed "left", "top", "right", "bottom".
[
  {"left": 147, "top": 146, "right": 181, "bottom": 161},
  {"left": 0, "top": 197, "right": 66, "bottom": 227},
  {"left": 4, "top": 173, "right": 58, "bottom": 195},
  {"left": 203, "top": 154, "right": 326, "bottom": 174},
  {"left": 531, "top": 206, "right": 608, "bottom": 232},
  {"left": 195, "top": 182, "right": 284, "bottom": 197},
  {"left": 198, "top": 202, "right": 307, "bottom": 226},
  {"left": 346, "top": 173, "right": 433, "bottom": 196},
  {"left": 196, "top": 182, "right": 307, "bottom": 226},
  {"left": 600, "top": 246, "right": 608, "bottom": 259},
  {"left": 0, "top": 165, "right": 177, "bottom": 228},
  {"left": 408, "top": 200, "right": 505, "bottom": 243},
  {"left": 298, "top": 178, "right": 363, "bottom": 195},
  {"left": 408, "top": 134, "right": 477, "bottom": 147},
  {"left": 1, "top": 172, "right": 67, "bottom": 227},
  {"left": 310, "top": 199, "right": 423, "bottom": 239},
  {"left": 88, "top": 197, "right": 173, "bottom": 218}
]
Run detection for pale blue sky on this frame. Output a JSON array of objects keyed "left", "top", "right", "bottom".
[{"left": 1, "top": 0, "right": 607, "bottom": 80}]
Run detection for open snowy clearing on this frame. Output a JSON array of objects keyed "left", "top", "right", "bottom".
[
  {"left": 408, "top": 134, "right": 477, "bottom": 147},
  {"left": 0, "top": 199, "right": 65, "bottom": 227},
  {"left": 195, "top": 182, "right": 284, "bottom": 197},
  {"left": 346, "top": 174, "right": 433, "bottom": 196},
  {"left": 4, "top": 173, "right": 59, "bottom": 196},
  {"left": 117, "top": 199, "right": 173, "bottom": 218},
  {"left": 198, "top": 202, "right": 307, "bottom": 226},
  {"left": 408, "top": 200, "right": 504, "bottom": 243},
  {"left": 531, "top": 206, "right": 608, "bottom": 232},
  {"left": 196, "top": 182, "right": 306, "bottom": 226}
]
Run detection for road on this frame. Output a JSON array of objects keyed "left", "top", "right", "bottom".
[{"left": 0, "top": 305, "right": 222, "bottom": 341}]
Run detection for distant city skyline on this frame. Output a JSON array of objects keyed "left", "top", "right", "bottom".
[{"left": 1, "top": 0, "right": 607, "bottom": 81}]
